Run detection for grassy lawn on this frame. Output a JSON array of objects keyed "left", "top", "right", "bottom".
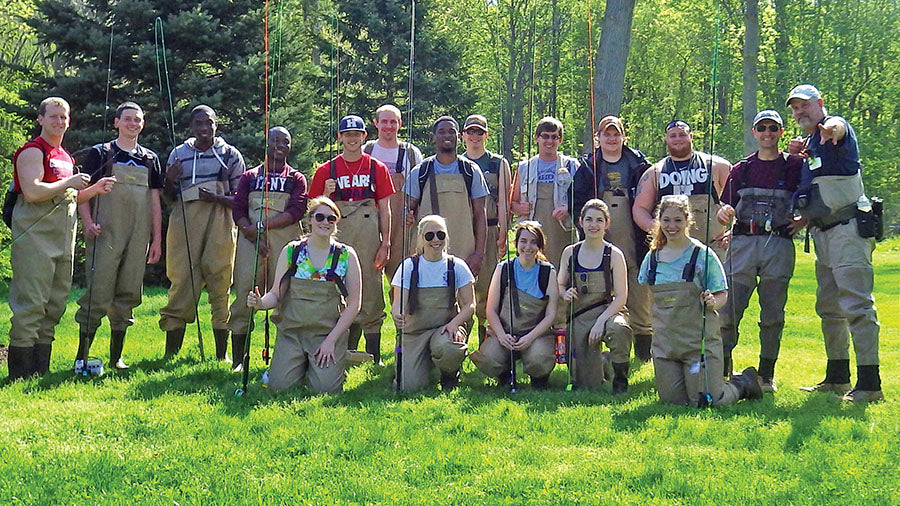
[{"left": 1, "top": 239, "right": 898, "bottom": 505}]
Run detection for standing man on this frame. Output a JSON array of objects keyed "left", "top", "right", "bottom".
[
  {"left": 574, "top": 116, "right": 654, "bottom": 361},
  {"left": 74, "top": 102, "right": 165, "bottom": 370},
  {"left": 403, "top": 115, "right": 489, "bottom": 279},
  {"left": 786, "top": 84, "right": 883, "bottom": 402},
  {"left": 461, "top": 114, "right": 511, "bottom": 342},
  {"left": 510, "top": 116, "right": 578, "bottom": 270},
  {"left": 230, "top": 126, "right": 307, "bottom": 371},
  {"left": 716, "top": 110, "right": 804, "bottom": 390},
  {"left": 633, "top": 120, "right": 731, "bottom": 254},
  {"left": 159, "top": 105, "right": 246, "bottom": 360},
  {"left": 363, "top": 104, "right": 424, "bottom": 281},
  {"left": 7, "top": 97, "right": 115, "bottom": 379},
  {"left": 310, "top": 115, "right": 395, "bottom": 364}
]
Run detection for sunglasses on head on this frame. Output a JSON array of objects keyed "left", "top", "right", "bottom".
[
  {"left": 313, "top": 212, "right": 338, "bottom": 223},
  {"left": 424, "top": 230, "right": 446, "bottom": 241},
  {"left": 538, "top": 133, "right": 560, "bottom": 140},
  {"left": 755, "top": 124, "right": 781, "bottom": 133},
  {"left": 465, "top": 129, "right": 486, "bottom": 136}
]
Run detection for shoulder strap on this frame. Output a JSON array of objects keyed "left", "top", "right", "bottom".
[
  {"left": 738, "top": 158, "right": 750, "bottom": 190},
  {"left": 417, "top": 159, "right": 434, "bottom": 199},
  {"left": 602, "top": 245, "right": 612, "bottom": 299},
  {"left": 325, "top": 244, "right": 349, "bottom": 297},
  {"left": 459, "top": 158, "right": 474, "bottom": 198},
  {"left": 538, "top": 262, "right": 551, "bottom": 299},
  {"left": 279, "top": 240, "right": 305, "bottom": 292},
  {"left": 408, "top": 255, "right": 420, "bottom": 315},
  {"left": 446, "top": 256, "right": 457, "bottom": 306},
  {"left": 363, "top": 142, "right": 374, "bottom": 155},
  {"left": 571, "top": 243, "right": 583, "bottom": 289},
  {"left": 369, "top": 157, "right": 377, "bottom": 197},
  {"left": 507, "top": 258, "right": 521, "bottom": 318},
  {"left": 648, "top": 250, "right": 658, "bottom": 286},
  {"left": 682, "top": 245, "right": 702, "bottom": 282},
  {"left": 395, "top": 142, "right": 406, "bottom": 172},
  {"left": 329, "top": 159, "right": 343, "bottom": 200},
  {"left": 777, "top": 151, "right": 789, "bottom": 188}
]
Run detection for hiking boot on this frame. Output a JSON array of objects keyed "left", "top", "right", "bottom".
[
  {"left": 726, "top": 366, "right": 762, "bottom": 401},
  {"left": 758, "top": 377, "right": 777, "bottom": 393},
  {"left": 164, "top": 328, "right": 185, "bottom": 358},
  {"left": 33, "top": 343, "right": 52, "bottom": 376},
  {"left": 364, "top": 332, "right": 384, "bottom": 366},
  {"left": 800, "top": 381, "right": 852, "bottom": 394},
  {"left": 213, "top": 329, "right": 231, "bottom": 363},
  {"left": 530, "top": 375, "right": 549, "bottom": 390},
  {"left": 109, "top": 330, "right": 128, "bottom": 370},
  {"left": 231, "top": 333, "right": 247, "bottom": 373},
  {"left": 839, "top": 389, "right": 884, "bottom": 403},
  {"left": 440, "top": 369, "right": 460, "bottom": 391},
  {"left": 611, "top": 361, "right": 629, "bottom": 395},
  {"left": 6, "top": 346, "right": 35, "bottom": 381},
  {"left": 633, "top": 334, "right": 652, "bottom": 362},
  {"left": 801, "top": 359, "right": 851, "bottom": 394}
]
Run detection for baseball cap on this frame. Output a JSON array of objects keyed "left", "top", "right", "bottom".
[
  {"left": 665, "top": 120, "right": 690, "bottom": 132},
  {"left": 597, "top": 115, "right": 624, "bottom": 134},
  {"left": 785, "top": 84, "right": 821, "bottom": 106},
  {"left": 753, "top": 110, "right": 783, "bottom": 127},
  {"left": 463, "top": 114, "right": 488, "bottom": 132},
  {"left": 339, "top": 115, "right": 366, "bottom": 133}
]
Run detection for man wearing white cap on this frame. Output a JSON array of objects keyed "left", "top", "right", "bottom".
[
  {"left": 715, "top": 110, "right": 804, "bottom": 390},
  {"left": 786, "top": 84, "right": 883, "bottom": 402}
]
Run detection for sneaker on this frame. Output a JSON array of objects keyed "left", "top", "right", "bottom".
[
  {"left": 839, "top": 389, "right": 884, "bottom": 403},
  {"left": 759, "top": 377, "right": 777, "bottom": 393},
  {"left": 800, "top": 381, "right": 851, "bottom": 394}
]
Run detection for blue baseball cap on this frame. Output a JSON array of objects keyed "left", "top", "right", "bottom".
[
  {"left": 339, "top": 115, "right": 366, "bottom": 133},
  {"left": 785, "top": 84, "right": 821, "bottom": 106},
  {"left": 753, "top": 110, "right": 783, "bottom": 127}
]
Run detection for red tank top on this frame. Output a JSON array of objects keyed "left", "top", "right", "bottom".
[{"left": 11, "top": 136, "right": 75, "bottom": 193}]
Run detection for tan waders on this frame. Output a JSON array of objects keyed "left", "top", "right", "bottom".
[
  {"left": 470, "top": 285, "right": 554, "bottom": 383},
  {"left": 268, "top": 277, "right": 349, "bottom": 393},
  {"left": 474, "top": 171, "right": 501, "bottom": 339},
  {"left": 398, "top": 283, "right": 468, "bottom": 392},
  {"left": 419, "top": 174, "right": 476, "bottom": 259},
  {"left": 8, "top": 188, "right": 78, "bottom": 377},
  {"left": 159, "top": 196, "right": 237, "bottom": 332},
  {"left": 687, "top": 194, "right": 726, "bottom": 260},
  {"left": 385, "top": 171, "right": 415, "bottom": 282},
  {"left": 534, "top": 182, "right": 569, "bottom": 270},
  {"left": 335, "top": 198, "right": 385, "bottom": 335}
]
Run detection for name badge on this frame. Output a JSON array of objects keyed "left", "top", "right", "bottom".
[{"left": 808, "top": 156, "right": 822, "bottom": 171}]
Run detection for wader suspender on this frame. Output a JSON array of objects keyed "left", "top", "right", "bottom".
[
  {"left": 499, "top": 260, "right": 552, "bottom": 319},
  {"left": 395, "top": 143, "right": 407, "bottom": 174},
  {"left": 329, "top": 158, "right": 377, "bottom": 201},
  {"left": 406, "top": 255, "right": 456, "bottom": 315},
  {"left": 647, "top": 245, "right": 702, "bottom": 286},
  {"left": 281, "top": 241, "right": 348, "bottom": 297},
  {"left": 417, "top": 159, "right": 474, "bottom": 215},
  {"left": 568, "top": 244, "right": 612, "bottom": 320}
]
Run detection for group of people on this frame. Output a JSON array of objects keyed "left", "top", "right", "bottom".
[{"left": 5, "top": 82, "right": 884, "bottom": 405}]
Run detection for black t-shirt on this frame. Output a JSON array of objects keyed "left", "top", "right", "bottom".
[{"left": 82, "top": 141, "right": 165, "bottom": 190}]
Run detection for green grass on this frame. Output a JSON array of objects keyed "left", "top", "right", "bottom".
[{"left": 1, "top": 239, "right": 899, "bottom": 505}]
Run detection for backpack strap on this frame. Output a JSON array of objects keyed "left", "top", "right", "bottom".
[
  {"left": 324, "top": 244, "right": 349, "bottom": 297},
  {"left": 408, "top": 255, "right": 420, "bottom": 315},
  {"left": 682, "top": 245, "right": 702, "bottom": 282},
  {"left": 602, "top": 244, "right": 612, "bottom": 299},
  {"left": 368, "top": 157, "right": 377, "bottom": 198},
  {"left": 329, "top": 159, "right": 343, "bottom": 201},
  {"left": 446, "top": 256, "right": 457, "bottom": 307},
  {"left": 571, "top": 243, "right": 583, "bottom": 291},
  {"left": 648, "top": 250, "right": 658, "bottom": 286},
  {"left": 395, "top": 142, "right": 406, "bottom": 174},
  {"left": 537, "top": 261, "right": 551, "bottom": 299},
  {"left": 458, "top": 158, "right": 474, "bottom": 199}
]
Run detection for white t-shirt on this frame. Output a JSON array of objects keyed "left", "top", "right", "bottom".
[
  {"left": 369, "top": 142, "right": 423, "bottom": 175},
  {"left": 391, "top": 255, "right": 475, "bottom": 289}
]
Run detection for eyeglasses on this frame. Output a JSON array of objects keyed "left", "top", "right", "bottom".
[
  {"left": 424, "top": 230, "right": 446, "bottom": 241},
  {"left": 538, "top": 133, "right": 560, "bottom": 141},
  {"left": 755, "top": 124, "right": 781, "bottom": 133},
  {"left": 464, "top": 129, "right": 486, "bottom": 136},
  {"left": 314, "top": 213, "right": 338, "bottom": 223}
]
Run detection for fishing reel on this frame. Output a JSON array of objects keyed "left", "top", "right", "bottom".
[{"left": 73, "top": 358, "right": 104, "bottom": 376}]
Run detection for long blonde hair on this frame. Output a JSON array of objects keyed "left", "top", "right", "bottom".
[
  {"left": 305, "top": 196, "right": 342, "bottom": 237},
  {"left": 649, "top": 195, "right": 694, "bottom": 250},
  {"left": 415, "top": 215, "right": 449, "bottom": 254}
]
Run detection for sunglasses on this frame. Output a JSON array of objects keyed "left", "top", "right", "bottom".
[
  {"left": 755, "top": 124, "right": 781, "bottom": 133},
  {"left": 464, "top": 129, "right": 486, "bottom": 136},
  {"left": 538, "top": 133, "right": 560, "bottom": 140},
  {"left": 313, "top": 212, "right": 338, "bottom": 223},
  {"left": 424, "top": 230, "right": 446, "bottom": 241}
]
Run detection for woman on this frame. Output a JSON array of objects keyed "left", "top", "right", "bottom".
[
  {"left": 470, "top": 221, "right": 559, "bottom": 389},
  {"left": 638, "top": 195, "right": 761, "bottom": 406},
  {"left": 247, "top": 197, "right": 362, "bottom": 393},
  {"left": 558, "top": 199, "right": 633, "bottom": 393},
  {"left": 391, "top": 215, "right": 474, "bottom": 392}
]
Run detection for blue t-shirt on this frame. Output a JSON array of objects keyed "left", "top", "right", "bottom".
[
  {"left": 637, "top": 240, "right": 727, "bottom": 292},
  {"left": 391, "top": 255, "right": 475, "bottom": 289},
  {"left": 536, "top": 158, "right": 557, "bottom": 183},
  {"left": 401, "top": 156, "right": 490, "bottom": 199},
  {"left": 509, "top": 257, "right": 546, "bottom": 300}
]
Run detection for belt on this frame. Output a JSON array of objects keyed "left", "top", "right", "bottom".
[
  {"left": 732, "top": 222, "right": 793, "bottom": 239},
  {"left": 811, "top": 204, "right": 857, "bottom": 231}
]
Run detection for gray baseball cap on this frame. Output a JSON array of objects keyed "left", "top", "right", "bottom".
[
  {"left": 753, "top": 110, "right": 783, "bottom": 127},
  {"left": 785, "top": 84, "right": 821, "bottom": 106}
]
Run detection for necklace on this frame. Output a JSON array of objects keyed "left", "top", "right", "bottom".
[{"left": 343, "top": 155, "right": 366, "bottom": 176}]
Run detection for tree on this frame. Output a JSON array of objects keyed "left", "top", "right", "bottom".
[
  {"left": 588, "top": 0, "right": 636, "bottom": 146},
  {"left": 742, "top": 0, "right": 759, "bottom": 153}
]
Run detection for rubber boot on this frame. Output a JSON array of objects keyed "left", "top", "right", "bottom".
[
  {"left": 231, "top": 333, "right": 247, "bottom": 373},
  {"left": 497, "top": 371, "right": 512, "bottom": 390},
  {"left": 611, "top": 361, "right": 629, "bottom": 395},
  {"left": 800, "top": 359, "right": 851, "bottom": 394},
  {"left": 633, "top": 334, "right": 652, "bottom": 362},
  {"left": 757, "top": 357, "right": 777, "bottom": 393},
  {"left": 723, "top": 354, "right": 733, "bottom": 379},
  {"left": 213, "top": 329, "right": 231, "bottom": 363},
  {"left": 75, "top": 327, "right": 96, "bottom": 365},
  {"left": 109, "top": 330, "right": 128, "bottom": 370},
  {"left": 530, "top": 375, "right": 549, "bottom": 390},
  {"left": 164, "top": 328, "right": 185, "bottom": 358},
  {"left": 841, "top": 365, "right": 884, "bottom": 403},
  {"left": 6, "top": 346, "right": 35, "bottom": 381},
  {"left": 348, "top": 324, "right": 363, "bottom": 351},
  {"left": 728, "top": 366, "right": 763, "bottom": 401},
  {"left": 440, "top": 369, "right": 460, "bottom": 391},
  {"left": 364, "top": 332, "right": 383, "bottom": 366},
  {"left": 33, "top": 343, "right": 52, "bottom": 376}
]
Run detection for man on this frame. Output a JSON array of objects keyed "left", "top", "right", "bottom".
[
  {"left": 510, "top": 116, "right": 578, "bottom": 270},
  {"left": 715, "top": 110, "right": 804, "bottom": 390},
  {"left": 461, "top": 114, "right": 511, "bottom": 342},
  {"left": 230, "top": 126, "right": 307, "bottom": 372},
  {"left": 310, "top": 115, "right": 394, "bottom": 364},
  {"left": 786, "top": 84, "right": 882, "bottom": 402},
  {"left": 363, "top": 104, "right": 424, "bottom": 281},
  {"left": 159, "top": 105, "right": 246, "bottom": 360},
  {"left": 7, "top": 97, "right": 115, "bottom": 379},
  {"left": 403, "top": 115, "right": 489, "bottom": 278},
  {"left": 574, "top": 115, "right": 654, "bottom": 361},
  {"left": 74, "top": 102, "right": 164, "bottom": 370},
  {"left": 633, "top": 120, "right": 731, "bottom": 254}
]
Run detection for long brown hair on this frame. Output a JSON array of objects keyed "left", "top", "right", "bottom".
[
  {"left": 649, "top": 195, "right": 694, "bottom": 250},
  {"left": 513, "top": 221, "right": 548, "bottom": 262}
]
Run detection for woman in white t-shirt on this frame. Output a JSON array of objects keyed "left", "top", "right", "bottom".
[{"left": 391, "top": 215, "right": 474, "bottom": 392}]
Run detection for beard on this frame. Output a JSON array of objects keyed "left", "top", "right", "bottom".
[{"left": 667, "top": 144, "right": 692, "bottom": 159}]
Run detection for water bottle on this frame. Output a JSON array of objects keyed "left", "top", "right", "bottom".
[{"left": 554, "top": 328, "right": 567, "bottom": 364}]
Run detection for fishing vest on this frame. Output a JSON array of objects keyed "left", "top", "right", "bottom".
[
  {"left": 657, "top": 152, "right": 718, "bottom": 202},
  {"left": 732, "top": 154, "right": 794, "bottom": 237}
]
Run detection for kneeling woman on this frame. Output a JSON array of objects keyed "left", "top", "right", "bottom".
[
  {"left": 471, "top": 221, "right": 559, "bottom": 389},
  {"left": 558, "top": 199, "right": 633, "bottom": 393},
  {"left": 391, "top": 215, "right": 474, "bottom": 392},
  {"left": 638, "top": 195, "right": 761, "bottom": 406},
  {"left": 247, "top": 197, "right": 362, "bottom": 393}
]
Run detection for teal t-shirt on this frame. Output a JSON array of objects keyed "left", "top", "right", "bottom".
[{"left": 637, "top": 240, "right": 727, "bottom": 292}]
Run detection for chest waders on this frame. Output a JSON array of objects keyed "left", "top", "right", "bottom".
[
  {"left": 475, "top": 169, "right": 502, "bottom": 341},
  {"left": 534, "top": 182, "right": 569, "bottom": 270},
  {"left": 419, "top": 172, "right": 476, "bottom": 260}
]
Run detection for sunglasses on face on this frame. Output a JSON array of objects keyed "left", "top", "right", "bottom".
[
  {"left": 538, "top": 133, "right": 560, "bottom": 140},
  {"left": 424, "top": 230, "right": 446, "bottom": 241},
  {"left": 755, "top": 124, "right": 781, "bottom": 133},
  {"left": 313, "top": 213, "right": 338, "bottom": 223},
  {"left": 465, "top": 129, "right": 486, "bottom": 136}
]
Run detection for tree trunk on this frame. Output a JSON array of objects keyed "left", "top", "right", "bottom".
[
  {"left": 586, "top": 0, "right": 636, "bottom": 149},
  {"left": 742, "top": 0, "right": 759, "bottom": 154}
]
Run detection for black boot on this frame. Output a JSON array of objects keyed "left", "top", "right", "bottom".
[
  {"left": 164, "top": 328, "right": 185, "bottom": 358},
  {"left": 33, "top": 343, "right": 52, "bottom": 376},
  {"left": 75, "top": 328, "right": 96, "bottom": 365},
  {"left": 497, "top": 371, "right": 512, "bottom": 389},
  {"left": 6, "top": 346, "right": 35, "bottom": 381},
  {"left": 110, "top": 330, "right": 128, "bottom": 370},
  {"left": 364, "top": 332, "right": 383, "bottom": 366},
  {"left": 348, "top": 324, "right": 363, "bottom": 351},
  {"left": 231, "top": 333, "right": 247, "bottom": 373},
  {"left": 728, "top": 367, "right": 763, "bottom": 401},
  {"left": 440, "top": 369, "right": 460, "bottom": 391},
  {"left": 213, "top": 329, "right": 231, "bottom": 363},
  {"left": 841, "top": 365, "right": 884, "bottom": 402},
  {"left": 530, "top": 375, "right": 549, "bottom": 390},
  {"left": 612, "top": 361, "right": 629, "bottom": 395},
  {"left": 633, "top": 334, "right": 652, "bottom": 362}
]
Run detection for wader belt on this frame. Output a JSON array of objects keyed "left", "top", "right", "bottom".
[
  {"left": 330, "top": 158, "right": 376, "bottom": 201},
  {"left": 407, "top": 255, "right": 455, "bottom": 315},
  {"left": 811, "top": 204, "right": 857, "bottom": 231},
  {"left": 573, "top": 243, "right": 612, "bottom": 299},
  {"left": 732, "top": 222, "right": 792, "bottom": 238},
  {"left": 647, "top": 245, "right": 701, "bottom": 286},
  {"left": 281, "top": 241, "right": 348, "bottom": 297}
]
